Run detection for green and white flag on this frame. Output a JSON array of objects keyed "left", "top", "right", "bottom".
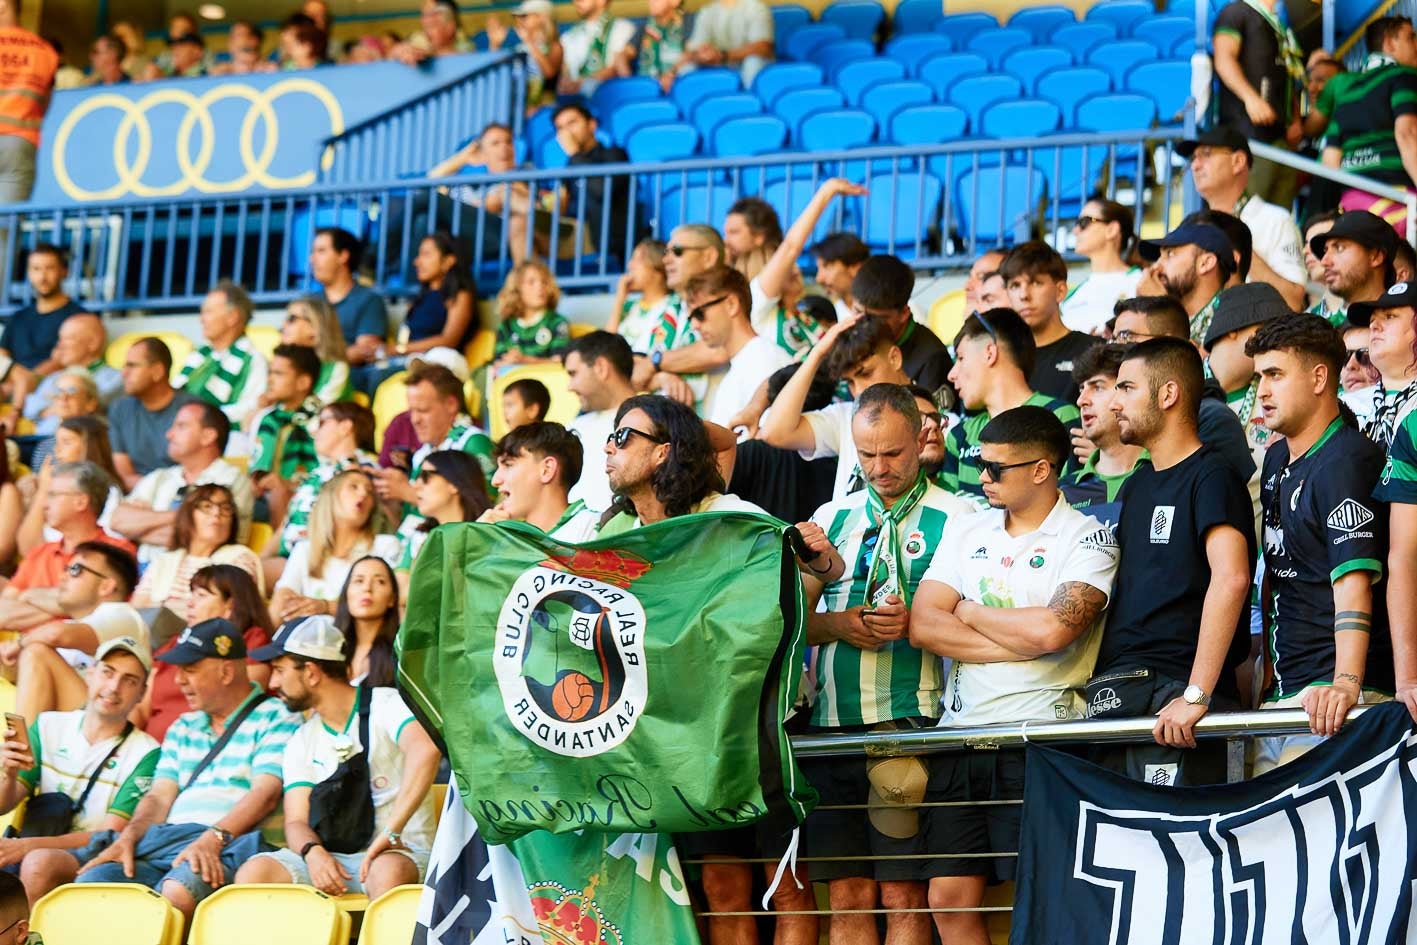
[{"left": 397, "top": 512, "right": 817, "bottom": 845}]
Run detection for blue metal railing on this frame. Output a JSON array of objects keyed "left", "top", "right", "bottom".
[
  {"left": 318, "top": 53, "right": 527, "bottom": 186},
  {"left": 0, "top": 129, "right": 1187, "bottom": 314}
]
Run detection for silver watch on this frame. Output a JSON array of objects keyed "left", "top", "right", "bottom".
[{"left": 1182, "top": 684, "right": 1211, "bottom": 707}]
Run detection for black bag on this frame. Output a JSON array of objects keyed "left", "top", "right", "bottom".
[
  {"left": 308, "top": 686, "right": 376, "bottom": 854},
  {"left": 1083, "top": 667, "right": 1158, "bottom": 719},
  {"left": 14, "top": 723, "right": 133, "bottom": 839}
]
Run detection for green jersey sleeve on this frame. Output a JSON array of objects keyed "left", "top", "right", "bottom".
[
  {"left": 15, "top": 721, "right": 41, "bottom": 790},
  {"left": 108, "top": 748, "right": 161, "bottom": 819}
]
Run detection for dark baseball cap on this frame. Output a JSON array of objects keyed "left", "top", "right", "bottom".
[
  {"left": 1308, "top": 210, "right": 1398, "bottom": 260},
  {"left": 1202, "top": 282, "right": 1292, "bottom": 350},
  {"left": 157, "top": 618, "right": 246, "bottom": 666},
  {"left": 1175, "top": 126, "right": 1253, "bottom": 163},
  {"left": 1139, "top": 222, "right": 1235, "bottom": 263},
  {"left": 1348, "top": 281, "right": 1417, "bottom": 327}
]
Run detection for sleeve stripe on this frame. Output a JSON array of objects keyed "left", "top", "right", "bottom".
[{"left": 1331, "top": 557, "right": 1383, "bottom": 584}]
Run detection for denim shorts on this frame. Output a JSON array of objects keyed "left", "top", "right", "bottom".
[
  {"left": 74, "top": 823, "right": 271, "bottom": 903},
  {"left": 248, "top": 845, "right": 429, "bottom": 894}
]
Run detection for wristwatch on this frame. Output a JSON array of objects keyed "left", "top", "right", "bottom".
[
  {"left": 209, "top": 826, "right": 233, "bottom": 846},
  {"left": 1182, "top": 684, "right": 1211, "bottom": 707},
  {"left": 299, "top": 840, "right": 324, "bottom": 858},
  {"left": 385, "top": 829, "right": 403, "bottom": 846}
]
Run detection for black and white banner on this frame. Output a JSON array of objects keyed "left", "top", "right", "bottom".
[{"left": 1011, "top": 703, "right": 1417, "bottom": 944}]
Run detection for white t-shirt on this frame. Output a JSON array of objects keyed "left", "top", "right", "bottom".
[
  {"left": 282, "top": 686, "right": 436, "bottom": 853},
  {"left": 1060, "top": 268, "right": 1144, "bottom": 335},
  {"left": 800, "top": 400, "right": 860, "bottom": 501},
  {"left": 276, "top": 534, "right": 401, "bottom": 601},
  {"left": 126, "top": 460, "right": 255, "bottom": 560},
  {"left": 26, "top": 710, "right": 160, "bottom": 832},
  {"left": 1239, "top": 194, "right": 1307, "bottom": 287},
  {"left": 61, "top": 602, "right": 149, "bottom": 672},
  {"left": 549, "top": 505, "right": 601, "bottom": 542},
  {"left": 567, "top": 408, "right": 616, "bottom": 514},
  {"left": 703, "top": 336, "right": 792, "bottom": 431},
  {"left": 921, "top": 494, "right": 1118, "bottom": 726}
]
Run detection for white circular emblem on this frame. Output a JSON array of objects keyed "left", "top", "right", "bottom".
[
  {"left": 1392, "top": 282, "right": 1409, "bottom": 294},
  {"left": 535, "top": 326, "right": 553, "bottom": 347},
  {"left": 494, "top": 566, "right": 648, "bottom": 758},
  {"left": 903, "top": 530, "right": 926, "bottom": 560}
]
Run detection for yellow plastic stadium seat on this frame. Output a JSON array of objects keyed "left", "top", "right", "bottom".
[
  {"left": 352, "top": 390, "right": 370, "bottom": 408},
  {"left": 106, "top": 330, "right": 196, "bottom": 384},
  {"left": 335, "top": 892, "right": 370, "bottom": 913},
  {"left": 928, "top": 289, "right": 967, "bottom": 344},
  {"left": 370, "top": 371, "right": 409, "bottom": 453},
  {"left": 189, "top": 885, "right": 350, "bottom": 945},
  {"left": 247, "top": 324, "right": 283, "bottom": 362},
  {"left": 357, "top": 885, "right": 424, "bottom": 945},
  {"left": 464, "top": 379, "right": 482, "bottom": 421},
  {"left": 33, "top": 883, "right": 184, "bottom": 945},
  {"left": 464, "top": 328, "right": 496, "bottom": 372},
  {"left": 488, "top": 364, "right": 580, "bottom": 440},
  {"left": 246, "top": 520, "right": 273, "bottom": 554},
  {"left": 569, "top": 322, "right": 596, "bottom": 339}
]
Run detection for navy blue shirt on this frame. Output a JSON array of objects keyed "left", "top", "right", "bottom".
[
  {"left": 405, "top": 287, "right": 476, "bottom": 350},
  {"left": 0, "top": 299, "right": 87, "bottom": 370},
  {"left": 327, "top": 285, "right": 388, "bottom": 347}
]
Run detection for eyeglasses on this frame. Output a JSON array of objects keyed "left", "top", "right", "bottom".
[
  {"left": 1346, "top": 347, "right": 1371, "bottom": 367},
  {"left": 55, "top": 386, "right": 85, "bottom": 397},
  {"left": 667, "top": 244, "right": 707, "bottom": 257},
  {"left": 195, "top": 500, "right": 235, "bottom": 517},
  {"left": 975, "top": 457, "right": 1045, "bottom": 481},
  {"left": 920, "top": 410, "right": 944, "bottom": 427},
  {"left": 607, "top": 426, "right": 667, "bottom": 449},
  {"left": 1112, "top": 327, "right": 1156, "bottom": 343},
  {"left": 416, "top": 468, "right": 443, "bottom": 483},
  {"left": 688, "top": 295, "right": 727, "bottom": 322},
  {"left": 67, "top": 561, "right": 109, "bottom": 581}
]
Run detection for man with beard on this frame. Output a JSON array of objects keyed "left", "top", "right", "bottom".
[
  {"left": 1311, "top": 210, "right": 1397, "bottom": 331},
  {"left": 1061, "top": 344, "right": 1145, "bottom": 531},
  {"left": 910, "top": 384, "right": 948, "bottom": 481},
  {"left": 1138, "top": 223, "right": 1237, "bottom": 345},
  {"left": 1086, "top": 339, "right": 1255, "bottom": 786}
]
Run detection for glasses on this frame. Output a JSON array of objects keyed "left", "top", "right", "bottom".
[
  {"left": 1112, "top": 327, "right": 1156, "bottom": 343},
  {"left": 67, "top": 561, "right": 109, "bottom": 581},
  {"left": 55, "top": 386, "right": 85, "bottom": 397},
  {"left": 920, "top": 410, "right": 944, "bottom": 428},
  {"left": 975, "top": 457, "right": 1045, "bottom": 481},
  {"left": 667, "top": 244, "right": 707, "bottom": 257},
  {"left": 1075, "top": 215, "right": 1099, "bottom": 231},
  {"left": 1346, "top": 347, "right": 1371, "bottom": 367},
  {"left": 195, "top": 500, "right": 235, "bottom": 517},
  {"left": 416, "top": 468, "right": 443, "bottom": 483},
  {"left": 607, "top": 426, "right": 666, "bottom": 449},
  {"left": 688, "top": 295, "right": 727, "bottom": 322}
]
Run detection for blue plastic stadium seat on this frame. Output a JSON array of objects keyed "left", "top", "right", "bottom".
[
  {"left": 712, "top": 115, "right": 789, "bottom": 157},
  {"left": 1008, "top": 5, "right": 1076, "bottom": 42},
  {"left": 1076, "top": 92, "right": 1157, "bottom": 132},
  {"left": 864, "top": 172, "right": 943, "bottom": 256},
  {"left": 670, "top": 68, "right": 741, "bottom": 112},
  {"left": 980, "top": 99, "right": 1062, "bottom": 139},
  {"left": 1084, "top": 1, "right": 1154, "bottom": 36},
  {"left": 751, "top": 62, "right": 824, "bottom": 107},
  {"left": 1002, "top": 46, "right": 1073, "bottom": 95},
  {"left": 948, "top": 74, "right": 1024, "bottom": 129},
  {"left": 589, "top": 76, "right": 662, "bottom": 117},
  {"left": 1049, "top": 22, "right": 1118, "bottom": 57},
  {"left": 884, "top": 34, "right": 953, "bottom": 75},
  {"left": 764, "top": 178, "right": 854, "bottom": 244},
  {"left": 956, "top": 164, "right": 1047, "bottom": 246},
  {"left": 1132, "top": 16, "right": 1194, "bottom": 57},
  {"left": 966, "top": 27, "right": 1033, "bottom": 68},
  {"left": 783, "top": 23, "right": 847, "bottom": 61},
  {"left": 891, "top": 104, "right": 969, "bottom": 144},
  {"left": 935, "top": 12, "right": 999, "bottom": 47},
  {"left": 800, "top": 108, "right": 877, "bottom": 152},
  {"left": 1086, "top": 41, "right": 1161, "bottom": 91},
  {"left": 772, "top": 4, "right": 814, "bottom": 58},
  {"left": 525, "top": 106, "right": 555, "bottom": 150},
  {"left": 1171, "top": 36, "right": 1196, "bottom": 57},
  {"left": 694, "top": 93, "right": 762, "bottom": 140},
  {"left": 611, "top": 99, "right": 680, "bottom": 147},
  {"left": 1036, "top": 66, "right": 1112, "bottom": 126},
  {"left": 821, "top": 1, "right": 886, "bottom": 41},
  {"left": 656, "top": 182, "right": 736, "bottom": 236},
  {"left": 920, "top": 52, "right": 990, "bottom": 101},
  {"left": 894, "top": 0, "right": 944, "bottom": 35},
  {"left": 837, "top": 58, "right": 907, "bottom": 106},
  {"left": 811, "top": 39, "right": 875, "bottom": 74},
  {"left": 626, "top": 122, "right": 700, "bottom": 163},
  {"left": 774, "top": 87, "right": 847, "bottom": 143},
  {"left": 1127, "top": 61, "right": 1193, "bottom": 124},
  {"left": 860, "top": 80, "right": 935, "bottom": 131}
]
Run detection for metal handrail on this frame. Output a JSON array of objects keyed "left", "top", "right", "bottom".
[{"left": 1249, "top": 139, "right": 1417, "bottom": 246}]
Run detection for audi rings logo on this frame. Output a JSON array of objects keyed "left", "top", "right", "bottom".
[{"left": 50, "top": 78, "right": 344, "bottom": 201}]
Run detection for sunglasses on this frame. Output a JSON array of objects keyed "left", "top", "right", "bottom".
[
  {"left": 67, "top": 561, "right": 109, "bottom": 581},
  {"left": 607, "top": 426, "right": 666, "bottom": 449},
  {"left": 416, "top": 468, "right": 443, "bottom": 483},
  {"left": 688, "top": 295, "right": 727, "bottom": 322},
  {"left": 667, "top": 244, "right": 707, "bottom": 257},
  {"left": 973, "top": 308, "right": 998, "bottom": 340},
  {"left": 1346, "top": 347, "right": 1371, "bottom": 367},
  {"left": 1075, "top": 215, "right": 1100, "bottom": 231},
  {"left": 975, "top": 457, "right": 1045, "bottom": 481}
]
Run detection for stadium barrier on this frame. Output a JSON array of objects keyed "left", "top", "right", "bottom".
[
  {"left": 0, "top": 128, "right": 1186, "bottom": 312},
  {"left": 1250, "top": 139, "right": 1417, "bottom": 246}
]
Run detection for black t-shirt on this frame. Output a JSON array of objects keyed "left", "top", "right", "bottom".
[
  {"left": 0, "top": 298, "right": 86, "bottom": 370},
  {"left": 727, "top": 439, "right": 836, "bottom": 524},
  {"left": 567, "top": 143, "right": 633, "bottom": 248},
  {"left": 1213, "top": 0, "right": 1290, "bottom": 141},
  {"left": 1030, "top": 330, "right": 1100, "bottom": 403},
  {"left": 1259, "top": 420, "right": 1393, "bottom": 699},
  {"left": 1096, "top": 445, "right": 1257, "bottom": 694},
  {"left": 897, "top": 321, "right": 954, "bottom": 398},
  {"left": 1198, "top": 379, "right": 1257, "bottom": 486}
]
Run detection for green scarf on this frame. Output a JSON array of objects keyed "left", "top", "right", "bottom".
[
  {"left": 178, "top": 336, "right": 256, "bottom": 413},
  {"left": 864, "top": 471, "right": 929, "bottom": 608}
]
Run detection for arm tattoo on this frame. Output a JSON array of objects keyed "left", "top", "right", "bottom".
[
  {"left": 1336, "top": 672, "right": 1361, "bottom": 685},
  {"left": 1047, "top": 582, "right": 1109, "bottom": 637},
  {"left": 1335, "top": 610, "right": 1372, "bottom": 634}
]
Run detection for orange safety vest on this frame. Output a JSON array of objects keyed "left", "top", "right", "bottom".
[{"left": 0, "top": 27, "right": 56, "bottom": 146}]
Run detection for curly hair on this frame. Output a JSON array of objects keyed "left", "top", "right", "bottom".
[
  {"left": 496, "top": 259, "right": 560, "bottom": 323},
  {"left": 610, "top": 394, "right": 723, "bottom": 520}
]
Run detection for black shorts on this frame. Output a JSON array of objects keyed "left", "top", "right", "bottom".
[
  {"left": 919, "top": 749, "right": 1025, "bottom": 883},
  {"left": 799, "top": 752, "right": 927, "bottom": 883}
]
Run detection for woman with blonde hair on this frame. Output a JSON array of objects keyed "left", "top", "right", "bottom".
[
  {"left": 492, "top": 259, "right": 571, "bottom": 368},
  {"left": 271, "top": 469, "right": 398, "bottom": 620},
  {"left": 282, "top": 294, "right": 352, "bottom": 402},
  {"left": 130, "top": 483, "right": 262, "bottom": 614}
]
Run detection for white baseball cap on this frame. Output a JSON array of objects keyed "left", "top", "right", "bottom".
[
  {"left": 250, "top": 615, "right": 346, "bottom": 663},
  {"left": 410, "top": 346, "right": 470, "bottom": 384},
  {"left": 95, "top": 634, "right": 153, "bottom": 673}
]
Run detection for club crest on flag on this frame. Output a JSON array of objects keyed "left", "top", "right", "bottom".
[
  {"left": 494, "top": 566, "right": 649, "bottom": 758},
  {"left": 529, "top": 875, "right": 625, "bottom": 945}
]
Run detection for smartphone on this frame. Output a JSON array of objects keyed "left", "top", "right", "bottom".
[
  {"left": 4, "top": 713, "right": 27, "bottom": 751},
  {"left": 390, "top": 448, "right": 413, "bottom": 472}
]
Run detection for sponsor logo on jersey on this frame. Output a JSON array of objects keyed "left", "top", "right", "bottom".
[
  {"left": 1149, "top": 506, "right": 1175, "bottom": 544},
  {"left": 970, "top": 546, "right": 989, "bottom": 560},
  {"left": 1080, "top": 526, "right": 1119, "bottom": 560},
  {"left": 1328, "top": 498, "right": 1374, "bottom": 532}
]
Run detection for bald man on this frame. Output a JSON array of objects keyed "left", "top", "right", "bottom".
[{"left": 22, "top": 315, "right": 123, "bottom": 432}]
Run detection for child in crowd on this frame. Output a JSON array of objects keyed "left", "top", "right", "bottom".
[
  {"left": 502, "top": 377, "right": 550, "bottom": 430},
  {"left": 493, "top": 260, "right": 571, "bottom": 369}
]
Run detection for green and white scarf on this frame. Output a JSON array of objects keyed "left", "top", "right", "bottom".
[
  {"left": 178, "top": 335, "right": 257, "bottom": 412},
  {"left": 1242, "top": 0, "right": 1304, "bottom": 87},
  {"left": 864, "top": 471, "right": 929, "bottom": 608}
]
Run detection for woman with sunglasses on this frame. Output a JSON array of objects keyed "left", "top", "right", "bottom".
[
  {"left": 281, "top": 295, "right": 351, "bottom": 404},
  {"left": 335, "top": 555, "right": 401, "bottom": 687},
  {"left": 1061, "top": 199, "right": 1144, "bottom": 336},
  {"left": 272, "top": 469, "right": 399, "bottom": 622},
  {"left": 395, "top": 449, "right": 490, "bottom": 592},
  {"left": 130, "top": 483, "right": 262, "bottom": 614},
  {"left": 138, "top": 563, "right": 274, "bottom": 740}
]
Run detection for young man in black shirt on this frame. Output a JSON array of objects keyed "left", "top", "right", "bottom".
[
  {"left": 1088, "top": 338, "right": 1255, "bottom": 786},
  {"left": 551, "top": 102, "right": 634, "bottom": 255},
  {"left": 1246, "top": 314, "right": 1392, "bottom": 774},
  {"left": 1000, "top": 240, "right": 1100, "bottom": 403},
  {"left": 850, "top": 254, "right": 954, "bottom": 396}
]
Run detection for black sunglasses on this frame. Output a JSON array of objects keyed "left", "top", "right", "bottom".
[
  {"left": 67, "top": 561, "right": 109, "bottom": 581},
  {"left": 607, "top": 426, "right": 667, "bottom": 449},
  {"left": 975, "top": 457, "right": 1045, "bottom": 481},
  {"left": 1347, "top": 347, "right": 1371, "bottom": 367},
  {"left": 416, "top": 467, "right": 443, "bottom": 483},
  {"left": 973, "top": 308, "right": 998, "bottom": 339},
  {"left": 1075, "top": 215, "right": 1099, "bottom": 231},
  {"left": 667, "top": 244, "right": 707, "bottom": 257},
  {"left": 688, "top": 295, "right": 727, "bottom": 322}
]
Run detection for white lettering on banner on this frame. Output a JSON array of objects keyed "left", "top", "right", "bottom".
[{"left": 1073, "top": 731, "right": 1414, "bottom": 945}]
